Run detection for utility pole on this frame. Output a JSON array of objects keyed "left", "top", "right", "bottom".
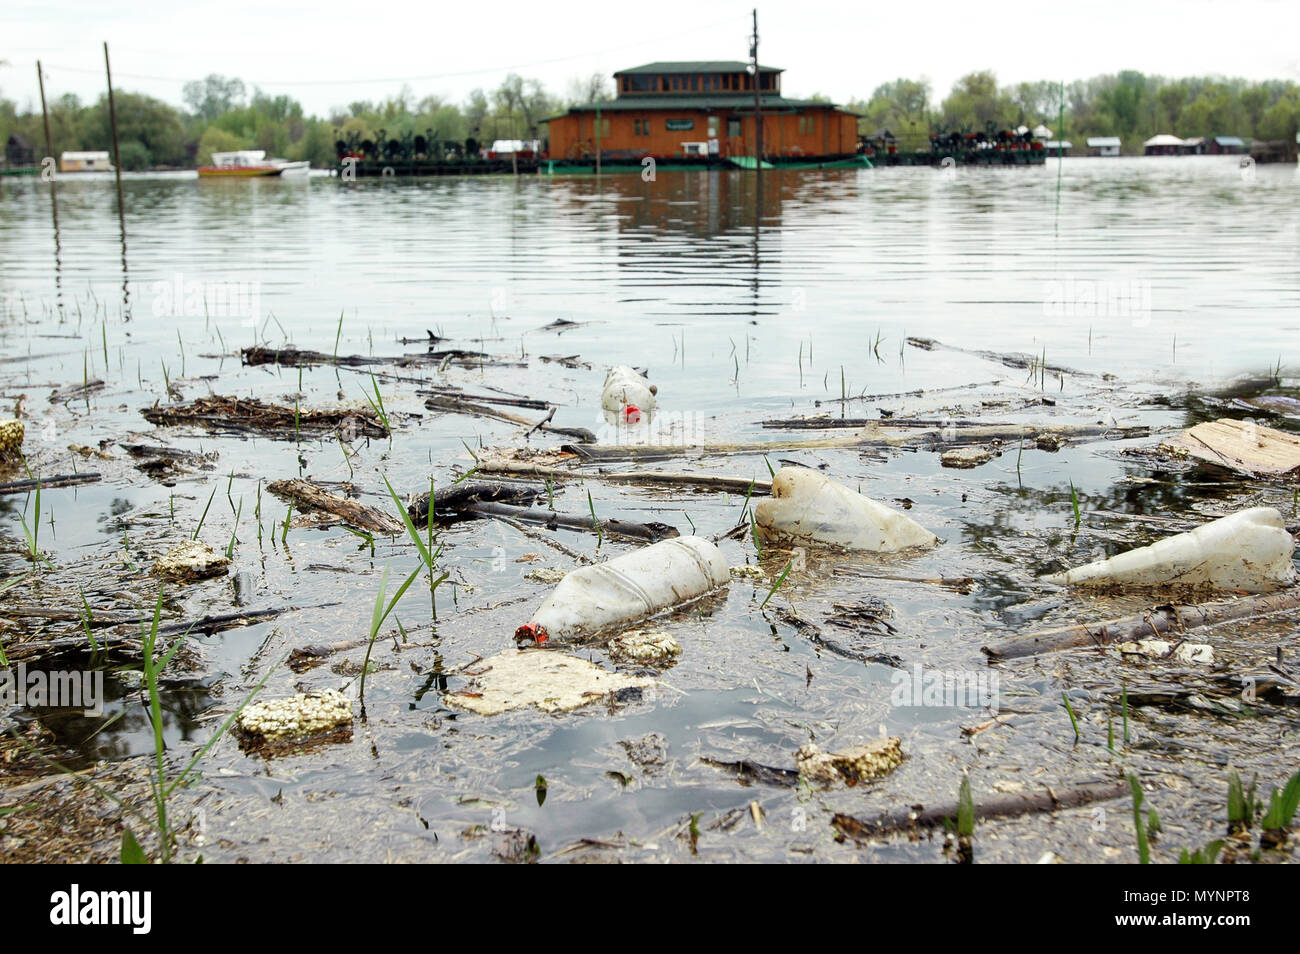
[{"left": 750, "top": 8, "right": 762, "bottom": 165}]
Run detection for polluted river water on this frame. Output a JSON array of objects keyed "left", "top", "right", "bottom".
[{"left": 0, "top": 156, "right": 1298, "bottom": 863}]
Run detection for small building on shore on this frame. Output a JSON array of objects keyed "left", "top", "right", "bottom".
[
  {"left": 5, "top": 134, "right": 36, "bottom": 169},
  {"left": 1143, "top": 134, "right": 1185, "bottom": 156},
  {"left": 1086, "top": 136, "right": 1121, "bottom": 157},
  {"left": 542, "top": 61, "right": 859, "bottom": 162},
  {"left": 60, "top": 151, "right": 114, "bottom": 172},
  {"left": 1044, "top": 139, "right": 1073, "bottom": 156}
]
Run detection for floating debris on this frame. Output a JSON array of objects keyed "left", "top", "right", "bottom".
[
  {"left": 729, "top": 564, "right": 767, "bottom": 582},
  {"left": 755, "top": 466, "right": 939, "bottom": 552},
  {"left": 1117, "top": 639, "right": 1215, "bottom": 664},
  {"left": 444, "top": 649, "right": 655, "bottom": 715},
  {"left": 142, "top": 395, "right": 388, "bottom": 439},
  {"left": 524, "top": 566, "right": 568, "bottom": 584},
  {"left": 516, "top": 536, "right": 729, "bottom": 642},
  {"left": 1043, "top": 507, "right": 1296, "bottom": 593},
  {"left": 1159, "top": 417, "right": 1300, "bottom": 478},
  {"left": 795, "top": 737, "right": 904, "bottom": 786},
  {"left": 0, "top": 418, "right": 23, "bottom": 461},
  {"left": 940, "top": 445, "right": 996, "bottom": 469},
  {"left": 607, "top": 629, "right": 682, "bottom": 665},
  {"left": 152, "top": 540, "right": 231, "bottom": 583},
  {"left": 601, "top": 365, "right": 657, "bottom": 416},
  {"left": 237, "top": 689, "right": 354, "bottom": 750}
]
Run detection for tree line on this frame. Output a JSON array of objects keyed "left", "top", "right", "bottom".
[
  {"left": 2, "top": 68, "right": 1297, "bottom": 168},
  {"left": 850, "top": 71, "right": 1300, "bottom": 153}
]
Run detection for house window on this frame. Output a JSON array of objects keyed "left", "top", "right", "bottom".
[
  {"left": 798, "top": 115, "right": 815, "bottom": 135},
  {"left": 728, "top": 118, "right": 742, "bottom": 138},
  {"left": 625, "top": 74, "right": 654, "bottom": 92},
  {"left": 633, "top": 119, "right": 650, "bottom": 136},
  {"left": 690, "top": 75, "right": 698, "bottom": 91}
]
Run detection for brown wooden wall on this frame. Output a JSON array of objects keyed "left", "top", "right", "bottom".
[{"left": 545, "top": 107, "right": 857, "bottom": 160}]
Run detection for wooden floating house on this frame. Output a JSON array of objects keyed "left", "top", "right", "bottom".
[{"left": 540, "top": 61, "right": 866, "bottom": 173}]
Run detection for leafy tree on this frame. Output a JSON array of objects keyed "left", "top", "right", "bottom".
[{"left": 183, "top": 75, "right": 246, "bottom": 121}]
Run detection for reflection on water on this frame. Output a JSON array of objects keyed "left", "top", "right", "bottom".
[{"left": 3, "top": 158, "right": 1295, "bottom": 388}]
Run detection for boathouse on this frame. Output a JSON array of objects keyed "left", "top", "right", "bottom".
[
  {"left": 59, "top": 151, "right": 114, "bottom": 173},
  {"left": 542, "top": 61, "right": 859, "bottom": 163},
  {"left": 1086, "top": 136, "right": 1121, "bottom": 157}
]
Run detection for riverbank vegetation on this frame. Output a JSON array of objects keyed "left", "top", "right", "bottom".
[{"left": 2, "top": 67, "right": 1296, "bottom": 168}]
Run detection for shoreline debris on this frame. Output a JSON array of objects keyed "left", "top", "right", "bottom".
[
  {"left": 268, "top": 478, "right": 404, "bottom": 534},
  {"left": 1043, "top": 507, "right": 1296, "bottom": 593},
  {"left": 443, "top": 649, "right": 655, "bottom": 715},
  {"left": 0, "top": 473, "right": 100, "bottom": 495},
  {"left": 832, "top": 778, "right": 1130, "bottom": 841},
  {"left": 142, "top": 395, "right": 388, "bottom": 439},
  {"left": 755, "top": 466, "right": 938, "bottom": 552},
  {"left": 516, "top": 536, "right": 729, "bottom": 643},
  {"left": 601, "top": 365, "right": 657, "bottom": 417},
  {"left": 237, "top": 689, "right": 353, "bottom": 752},
  {"left": 152, "top": 539, "right": 231, "bottom": 583},
  {"left": 1158, "top": 417, "right": 1300, "bottom": 479},
  {"left": 796, "top": 737, "right": 904, "bottom": 786},
  {"left": 607, "top": 629, "right": 682, "bottom": 665},
  {"left": 983, "top": 586, "right": 1300, "bottom": 660},
  {"left": 0, "top": 418, "right": 25, "bottom": 460}
]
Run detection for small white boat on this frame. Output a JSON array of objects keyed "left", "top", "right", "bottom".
[{"left": 198, "top": 150, "right": 310, "bottom": 177}]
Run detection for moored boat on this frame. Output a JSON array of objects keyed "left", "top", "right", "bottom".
[{"left": 198, "top": 150, "right": 310, "bottom": 177}]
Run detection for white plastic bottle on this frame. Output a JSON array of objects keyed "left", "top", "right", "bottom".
[
  {"left": 754, "top": 466, "right": 939, "bottom": 553},
  {"left": 1044, "top": 506, "right": 1296, "bottom": 593},
  {"left": 516, "top": 536, "right": 729, "bottom": 642},
  {"left": 601, "top": 366, "right": 657, "bottom": 416}
]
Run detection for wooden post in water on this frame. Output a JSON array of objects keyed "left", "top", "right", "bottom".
[
  {"left": 752, "top": 10, "right": 761, "bottom": 155},
  {"left": 103, "top": 43, "right": 127, "bottom": 228},
  {"left": 104, "top": 42, "right": 131, "bottom": 319},
  {"left": 36, "top": 60, "right": 55, "bottom": 171}
]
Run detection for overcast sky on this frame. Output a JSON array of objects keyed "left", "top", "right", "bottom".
[{"left": 5, "top": 0, "right": 1299, "bottom": 116}]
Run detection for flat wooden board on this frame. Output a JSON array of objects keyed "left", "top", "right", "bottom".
[{"left": 1160, "top": 417, "right": 1300, "bottom": 477}]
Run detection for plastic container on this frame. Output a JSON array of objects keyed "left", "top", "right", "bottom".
[
  {"left": 601, "top": 366, "right": 657, "bottom": 416},
  {"left": 754, "top": 466, "right": 939, "bottom": 553},
  {"left": 1043, "top": 507, "right": 1297, "bottom": 593},
  {"left": 516, "top": 536, "right": 729, "bottom": 643}
]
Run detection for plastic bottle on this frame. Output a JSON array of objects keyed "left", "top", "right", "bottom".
[
  {"left": 516, "top": 536, "right": 729, "bottom": 643},
  {"left": 601, "top": 366, "right": 657, "bottom": 416},
  {"left": 1043, "top": 506, "right": 1296, "bottom": 593},
  {"left": 754, "top": 466, "right": 939, "bottom": 553}
]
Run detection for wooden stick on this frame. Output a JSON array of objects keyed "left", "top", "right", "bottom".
[
  {"left": 983, "top": 587, "right": 1300, "bottom": 661},
  {"left": 425, "top": 395, "right": 595, "bottom": 442},
  {"left": 565, "top": 422, "right": 1148, "bottom": 461},
  {"left": 832, "top": 778, "right": 1130, "bottom": 839},
  {"left": 465, "top": 500, "right": 677, "bottom": 543},
  {"left": 478, "top": 459, "right": 771, "bottom": 494},
  {"left": 267, "top": 478, "right": 403, "bottom": 534},
  {"left": 0, "top": 473, "right": 100, "bottom": 495}
]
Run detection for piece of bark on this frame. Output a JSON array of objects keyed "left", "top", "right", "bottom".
[{"left": 268, "top": 478, "right": 404, "bottom": 533}]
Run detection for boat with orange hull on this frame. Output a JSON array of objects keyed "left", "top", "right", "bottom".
[{"left": 198, "top": 150, "right": 310, "bottom": 178}]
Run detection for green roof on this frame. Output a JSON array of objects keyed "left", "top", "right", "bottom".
[
  {"left": 542, "top": 94, "right": 850, "bottom": 122},
  {"left": 616, "top": 61, "right": 781, "bottom": 75}
]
